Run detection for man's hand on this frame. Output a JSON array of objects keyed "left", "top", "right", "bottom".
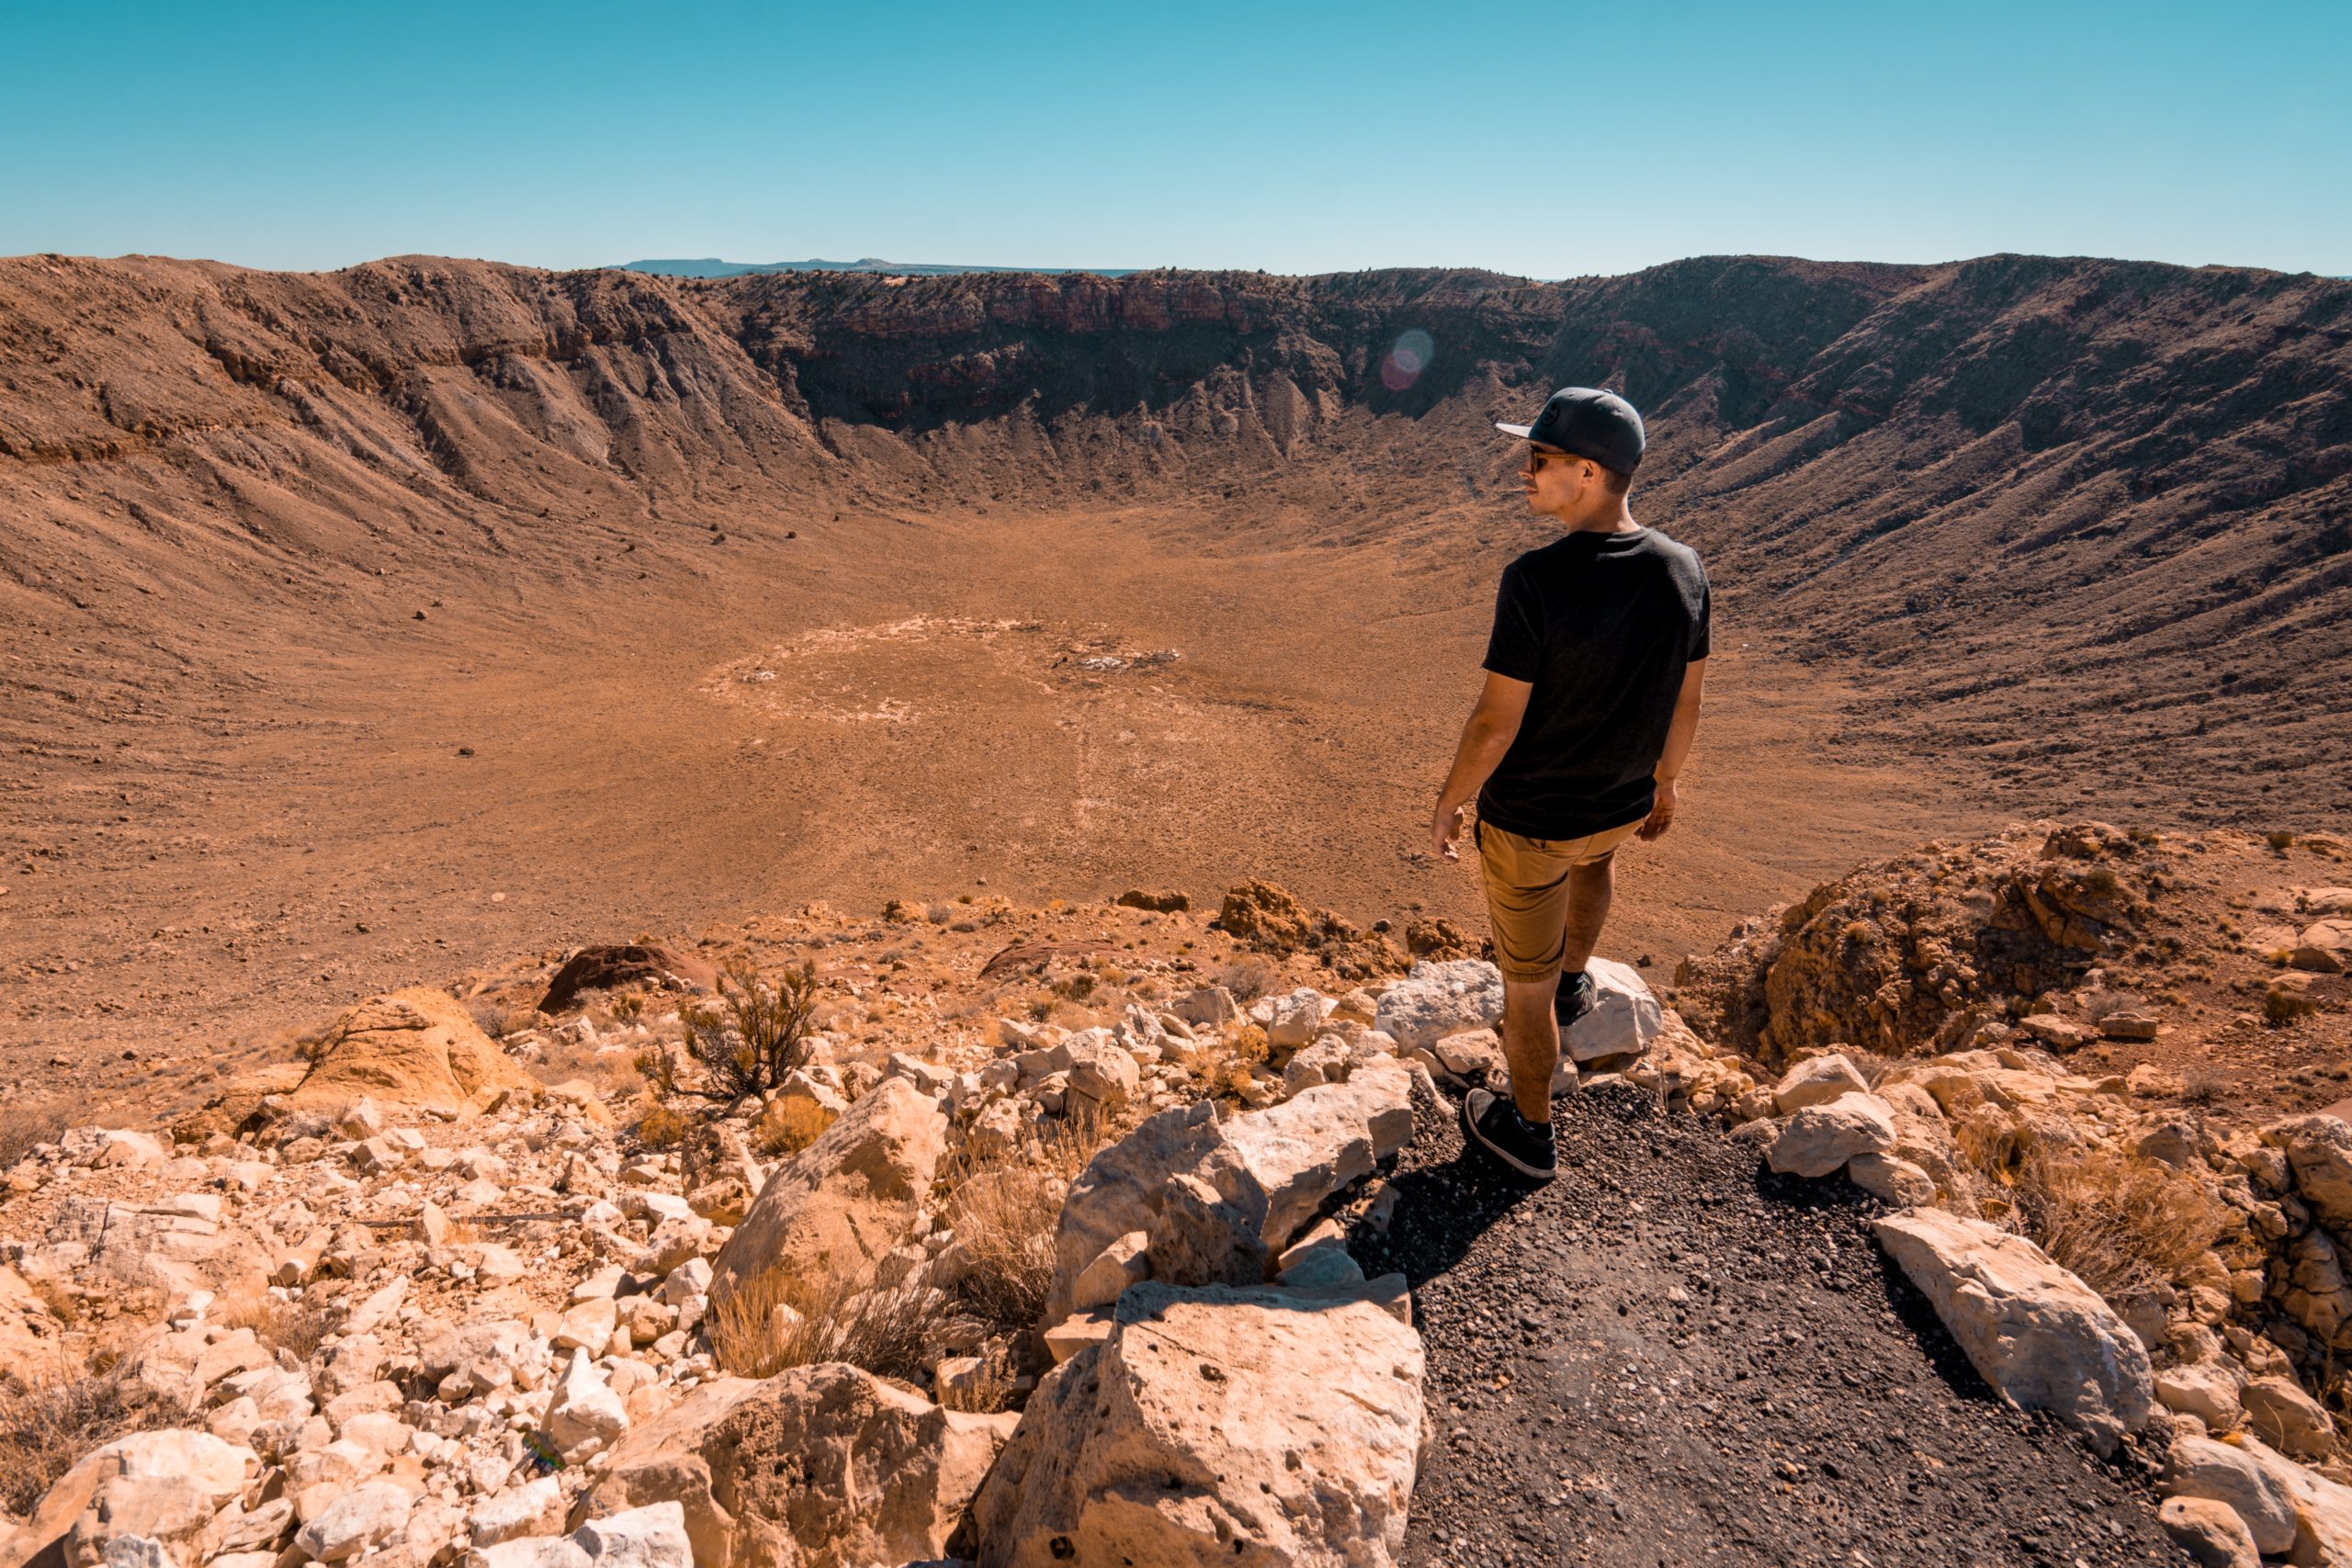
[
  {"left": 1637, "top": 778, "right": 1679, "bottom": 841},
  {"left": 1430, "top": 798, "right": 1467, "bottom": 862}
]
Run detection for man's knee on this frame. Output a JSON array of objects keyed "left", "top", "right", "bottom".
[{"left": 1501, "top": 975, "right": 1562, "bottom": 1012}]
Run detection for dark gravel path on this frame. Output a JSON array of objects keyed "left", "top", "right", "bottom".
[{"left": 1353, "top": 1078, "right": 2188, "bottom": 1568}]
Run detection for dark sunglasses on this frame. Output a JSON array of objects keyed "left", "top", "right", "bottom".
[{"left": 1522, "top": 447, "right": 1577, "bottom": 471}]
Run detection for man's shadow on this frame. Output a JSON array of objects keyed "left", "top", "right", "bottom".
[{"left": 1354, "top": 1077, "right": 1545, "bottom": 1289}]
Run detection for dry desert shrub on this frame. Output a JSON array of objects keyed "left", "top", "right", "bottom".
[
  {"left": 1184, "top": 1023, "right": 1272, "bottom": 1104},
  {"left": 0, "top": 1358, "right": 170, "bottom": 1516},
  {"left": 938, "top": 1111, "right": 1114, "bottom": 1336},
  {"left": 643, "top": 956, "right": 820, "bottom": 1110},
  {"left": 1214, "top": 958, "right": 1276, "bottom": 1002},
  {"left": 752, "top": 1095, "right": 835, "bottom": 1159},
  {"left": 707, "top": 1261, "right": 930, "bottom": 1383},
  {"left": 2082, "top": 988, "right": 2147, "bottom": 1024},
  {"left": 217, "top": 1289, "right": 334, "bottom": 1360},
  {"left": 635, "top": 1101, "right": 688, "bottom": 1150},
  {"left": 2267, "top": 988, "right": 2321, "bottom": 1027},
  {"left": 2011, "top": 1145, "right": 2230, "bottom": 1302},
  {"left": 466, "top": 999, "right": 514, "bottom": 1039},
  {"left": 0, "top": 1104, "right": 69, "bottom": 1171}
]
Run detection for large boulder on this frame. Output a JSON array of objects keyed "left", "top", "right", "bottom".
[
  {"left": 2226, "top": 1430, "right": 2352, "bottom": 1562},
  {"left": 1219, "top": 1058, "right": 1415, "bottom": 1250},
  {"left": 546, "top": 1350, "right": 630, "bottom": 1461},
  {"left": 972, "top": 1280, "right": 1425, "bottom": 1567},
  {"left": 1873, "top": 1208, "right": 2153, "bottom": 1454},
  {"left": 574, "top": 1502, "right": 695, "bottom": 1568},
  {"left": 293, "top": 1481, "right": 413, "bottom": 1563},
  {"left": 540, "top": 945, "right": 718, "bottom": 1013},
  {"left": 1874, "top": 1082, "right": 1979, "bottom": 1211},
  {"left": 2266, "top": 1115, "right": 2352, "bottom": 1232},
  {"left": 709, "top": 1077, "right": 946, "bottom": 1308},
  {"left": 14, "top": 1429, "right": 256, "bottom": 1568},
  {"left": 2158, "top": 1497, "right": 2260, "bottom": 1568},
  {"left": 2242, "top": 1375, "right": 2337, "bottom": 1461},
  {"left": 1060, "top": 1034, "right": 1139, "bottom": 1116},
  {"left": 576, "top": 1365, "right": 1012, "bottom": 1568},
  {"left": 1770, "top": 1053, "right": 1870, "bottom": 1114},
  {"left": 1561, "top": 957, "right": 1664, "bottom": 1066},
  {"left": 1048, "top": 1065, "right": 1417, "bottom": 1320},
  {"left": 0, "top": 1264, "right": 62, "bottom": 1382},
  {"left": 2291, "top": 919, "right": 2352, "bottom": 975},
  {"left": 2162, "top": 1434, "right": 2299, "bottom": 1555},
  {"left": 287, "top": 987, "right": 536, "bottom": 1116},
  {"left": 566, "top": 1380, "right": 766, "bottom": 1568},
  {"left": 1046, "top": 1104, "right": 1262, "bottom": 1326},
  {"left": 1766, "top": 1095, "right": 1897, "bottom": 1179},
  {"left": 1373, "top": 960, "right": 1501, "bottom": 1052}
]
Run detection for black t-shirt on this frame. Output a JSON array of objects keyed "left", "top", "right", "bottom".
[{"left": 1477, "top": 526, "right": 1711, "bottom": 840}]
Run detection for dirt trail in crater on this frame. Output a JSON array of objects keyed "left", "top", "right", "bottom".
[{"left": 1357, "top": 1081, "right": 2188, "bottom": 1567}]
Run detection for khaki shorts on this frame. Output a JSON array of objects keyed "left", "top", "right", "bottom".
[{"left": 1477, "top": 818, "right": 1644, "bottom": 984}]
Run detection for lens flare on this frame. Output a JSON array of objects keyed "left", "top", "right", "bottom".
[{"left": 1380, "top": 328, "right": 1435, "bottom": 390}]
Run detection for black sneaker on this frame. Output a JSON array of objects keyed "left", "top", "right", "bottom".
[
  {"left": 1461, "top": 1088, "right": 1557, "bottom": 1181},
  {"left": 1554, "top": 971, "right": 1596, "bottom": 1031}
]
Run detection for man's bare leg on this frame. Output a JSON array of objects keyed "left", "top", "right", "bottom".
[
  {"left": 1560, "top": 852, "right": 1617, "bottom": 976},
  {"left": 1499, "top": 854, "right": 1620, "bottom": 1122},
  {"left": 1498, "top": 974, "right": 1563, "bottom": 1122}
]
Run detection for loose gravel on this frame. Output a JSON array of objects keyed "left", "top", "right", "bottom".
[{"left": 1354, "top": 1078, "right": 2189, "bottom": 1567}]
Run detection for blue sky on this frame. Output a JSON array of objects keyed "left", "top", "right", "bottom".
[{"left": 3, "top": 0, "right": 2345, "bottom": 277}]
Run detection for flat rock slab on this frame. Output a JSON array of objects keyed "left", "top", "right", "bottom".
[{"left": 1352, "top": 1079, "right": 2182, "bottom": 1567}]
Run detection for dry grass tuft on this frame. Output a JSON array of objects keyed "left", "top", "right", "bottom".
[
  {"left": 0, "top": 1359, "right": 171, "bottom": 1516},
  {"left": 217, "top": 1290, "right": 335, "bottom": 1360},
  {"left": 2011, "top": 1144, "right": 2231, "bottom": 1303},
  {"left": 752, "top": 1096, "right": 835, "bottom": 1159},
  {"left": 1214, "top": 959, "right": 1275, "bottom": 1002},
  {"left": 0, "top": 1105, "right": 70, "bottom": 1172},
  {"left": 636, "top": 1101, "right": 688, "bottom": 1149},
  {"left": 937, "top": 1110, "right": 1115, "bottom": 1335},
  {"left": 707, "top": 1261, "right": 932, "bottom": 1383},
  {"left": 2267, "top": 988, "right": 2320, "bottom": 1027}
]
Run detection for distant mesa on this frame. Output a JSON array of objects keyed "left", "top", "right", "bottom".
[{"left": 617, "top": 256, "right": 1140, "bottom": 278}]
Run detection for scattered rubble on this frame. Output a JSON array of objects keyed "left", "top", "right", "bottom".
[{"left": 7, "top": 832, "right": 2348, "bottom": 1564}]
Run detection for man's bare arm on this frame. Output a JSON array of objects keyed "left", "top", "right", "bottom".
[
  {"left": 1638, "top": 659, "right": 1707, "bottom": 841},
  {"left": 1430, "top": 671, "right": 1533, "bottom": 861}
]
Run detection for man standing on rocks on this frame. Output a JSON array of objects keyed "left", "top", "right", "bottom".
[{"left": 1428, "top": 388, "right": 1709, "bottom": 1180}]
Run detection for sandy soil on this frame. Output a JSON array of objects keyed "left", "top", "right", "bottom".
[{"left": 1, "top": 501, "right": 2002, "bottom": 1121}]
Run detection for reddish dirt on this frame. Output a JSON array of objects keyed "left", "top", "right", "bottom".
[{"left": 2, "top": 252, "right": 2345, "bottom": 1120}]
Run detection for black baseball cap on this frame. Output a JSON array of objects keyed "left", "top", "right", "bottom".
[{"left": 1496, "top": 387, "right": 1645, "bottom": 475}]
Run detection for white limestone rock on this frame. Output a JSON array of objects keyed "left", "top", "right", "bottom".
[
  {"left": 1374, "top": 960, "right": 1502, "bottom": 1052},
  {"left": 1875, "top": 1207, "right": 2153, "bottom": 1455},
  {"left": 1766, "top": 1096, "right": 1898, "bottom": 1179},
  {"left": 974, "top": 1279, "right": 1424, "bottom": 1567},
  {"left": 1561, "top": 956, "right": 1665, "bottom": 1066},
  {"left": 573, "top": 1502, "right": 693, "bottom": 1568},
  {"left": 1770, "top": 1053, "right": 1871, "bottom": 1114}
]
